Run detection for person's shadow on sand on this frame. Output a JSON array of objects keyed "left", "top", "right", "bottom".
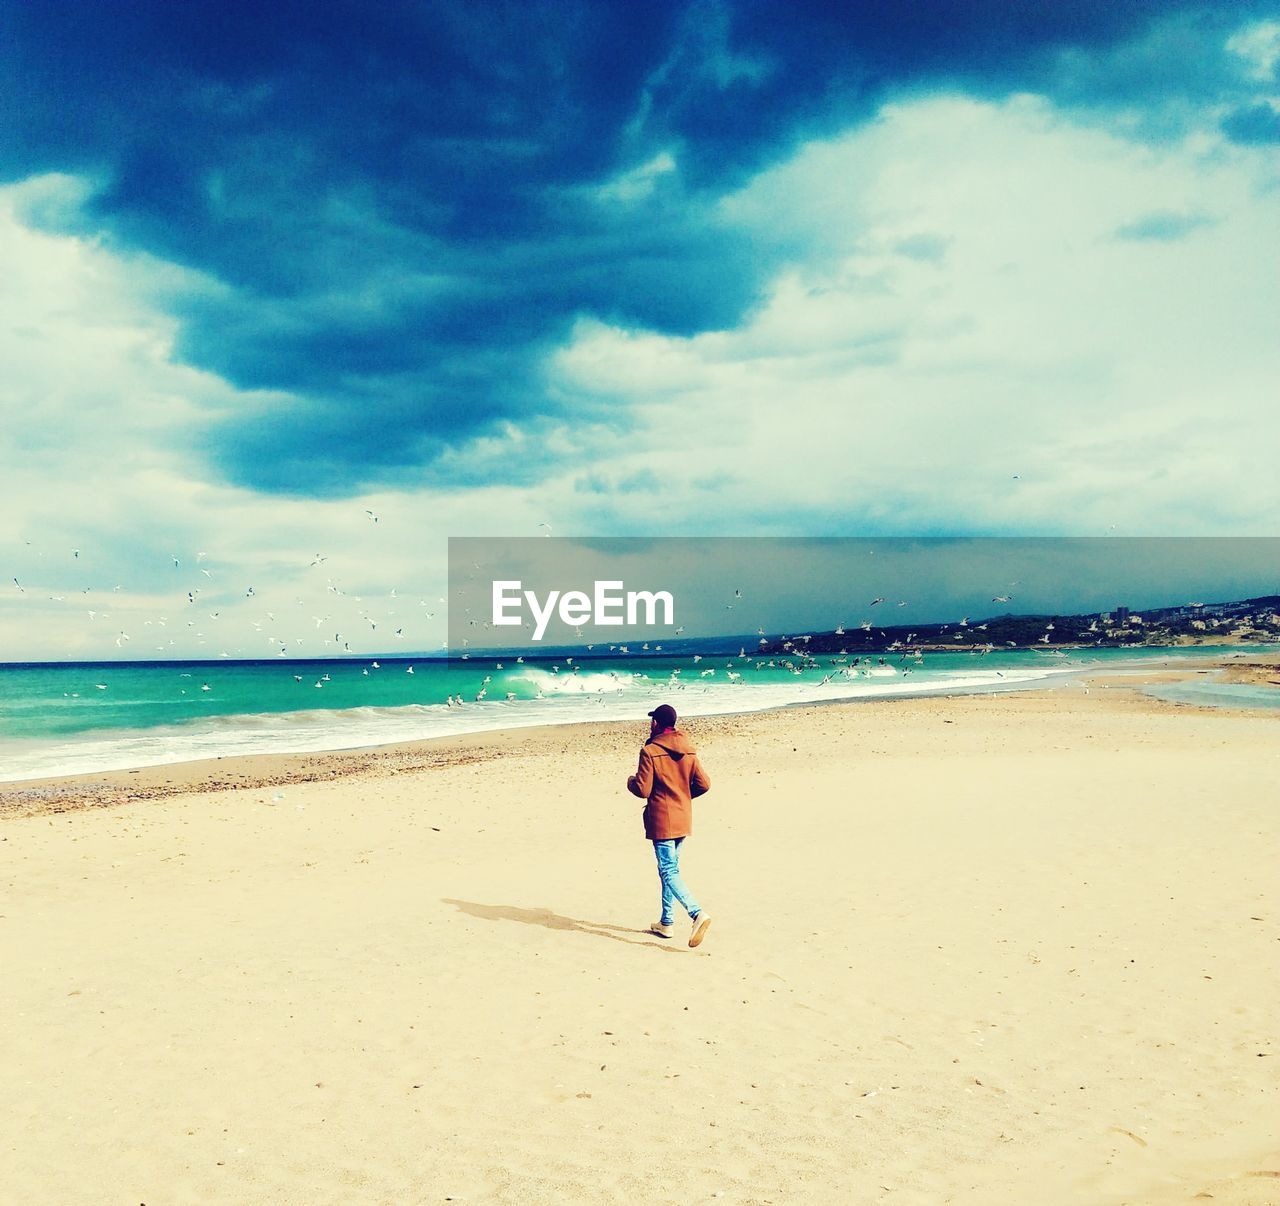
[{"left": 442, "top": 900, "right": 687, "bottom": 952}]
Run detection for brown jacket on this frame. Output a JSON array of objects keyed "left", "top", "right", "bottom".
[{"left": 626, "top": 728, "right": 711, "bottom": 841}]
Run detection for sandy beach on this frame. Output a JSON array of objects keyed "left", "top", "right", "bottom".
[{"left": 2, "top": 680, "right": 1277, "bottom": 1205}]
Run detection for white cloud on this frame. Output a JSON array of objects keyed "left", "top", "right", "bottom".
[
  {"left": 1227, "top": 19, "right": 1280, "bottom": 82},
  {"left": 547, "top": 94, "right": 1280, "bottom": 535},
  {"left": 595, "top": 150, "right": 678, "bottom": 203}
]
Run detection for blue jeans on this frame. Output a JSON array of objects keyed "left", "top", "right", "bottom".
[{"left": 653, "top": 838, "right": 701, "bottom": 926}]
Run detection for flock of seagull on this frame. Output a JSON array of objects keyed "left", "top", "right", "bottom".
[
  {"left": 11, "top": 531, "right": 1058, "bottom": 708},
  {"left": 10, "top": 509, "right": 452, "bottom": 661}
]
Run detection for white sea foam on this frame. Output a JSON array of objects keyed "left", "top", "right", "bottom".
[
  {"left": 504, "top": 666, "right": 632, "bottom": 695},
  {"left": 0, "top": 659, "right": 1076, "bottom": 783}
]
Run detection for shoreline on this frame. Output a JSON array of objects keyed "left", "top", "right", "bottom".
[
  {"left": 3, "top": 654, "right": 1275, "bottom": 820},
  {"left": 2, "top": 647, "right": 1272, "bottom": 799}
]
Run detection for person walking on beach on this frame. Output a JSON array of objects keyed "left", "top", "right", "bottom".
[{"left": 626, "top": 704, "right": 712, "bottom": 948}]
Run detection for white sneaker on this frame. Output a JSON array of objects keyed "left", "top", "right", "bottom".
[
  {"left": 649, "top": 921, "right": 674, "bottom": 938},
  {"left": 689, "top": 912, "right": 712, "bottom": 948}
]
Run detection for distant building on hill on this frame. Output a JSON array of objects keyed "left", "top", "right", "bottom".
[{"left": 1115, "top": 606, "right": 1130, "bottom": 624}]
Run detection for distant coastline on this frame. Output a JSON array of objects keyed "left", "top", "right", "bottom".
[{"left": 758, "top": 593, "right": 1280, "bottom": 657}]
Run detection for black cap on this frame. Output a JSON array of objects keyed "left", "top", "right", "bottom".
[{"left": 647, "top": 703, "right": 678, "bottom": 728}]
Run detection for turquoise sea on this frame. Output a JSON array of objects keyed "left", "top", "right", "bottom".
[{"left": 0, "top": 645, "right": 1274, "bottom": 783}]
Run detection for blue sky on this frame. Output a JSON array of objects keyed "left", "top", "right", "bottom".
[{"left": 1, "top": 1, "right": 1277, "bottom": 658}]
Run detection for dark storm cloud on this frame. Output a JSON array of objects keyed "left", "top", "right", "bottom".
[{"left": 1, "top": 0, "right": 1272, "bottom": 494}]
